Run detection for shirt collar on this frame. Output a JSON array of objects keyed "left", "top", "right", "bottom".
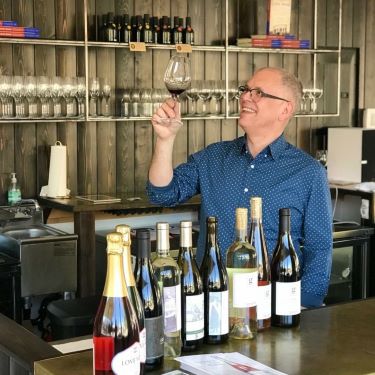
[{"left": 238, "top": 134, "right": 287, "bottom": 160}]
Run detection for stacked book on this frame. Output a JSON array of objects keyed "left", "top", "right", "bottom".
[
  {"left": 0, "top": 20, "right": 40, "bottom": 38},
  {"left": 237, "top": 34, "right": 310, "bottom": 49}
]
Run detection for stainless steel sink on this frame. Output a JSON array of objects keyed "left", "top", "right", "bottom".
[{"left": 1, "top": 224, "right": 68, "bottom": 242}]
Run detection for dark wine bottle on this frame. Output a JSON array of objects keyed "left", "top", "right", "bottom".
[
  {"left": 93, "top": 232, "right": 140, "bottom": 375},
  {"left": 115, "top": 224, "right": 146, "bottom": 374},
  {"left": 142, "top": 14, "right": 153, "bottom": 43},
  {"left": 226, "top": 208, "right": 257, "bottom": 340},
  {"left": 171, "top": 16, "right": 180, "bottom": 44},
  {"left": 177, "top": 221, "right": 204, "bottom": 351},
  {"left": 122, "top": 14, "right": 131, "bottom": 44},
  {"left": 134, "top": 229, "right": 164, "bottom": 370},
  {"left": 161, "top": 16, "right": 171, "bottom": 44},
  {"left": 200, "top": 216, "right": 229, "bottom": 344},
  {"left": 115, "top": 15, "right": 122, "bottom": 42},
  {"left": 249, "top": 197, "right": 271, "bottom": 331},
  {"left": 130, "top": 16, "right": 138, "bottom": 42},
  {"left": 271, "top": 208, "right": 301, "bottom": 328},
  {"left": 183, "top": 16, "right": 194, "bottom": 45},
  {"left": 151, "top": 16, "right": 159, "bottom": 44},
  {"left": 105, "top": 12, "right": 117, "bottom": 42}
]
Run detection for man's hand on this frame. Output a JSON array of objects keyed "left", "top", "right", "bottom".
[{"left": 151, "top": 99, "right": 183, "bottom": 139}]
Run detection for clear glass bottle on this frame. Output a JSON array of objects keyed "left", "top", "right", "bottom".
[
  {"left": 8, "top": 172, "right": 21, "bottom": 205},
  {"left": 249, "top": 197, "right": 271, "bottom": 331},
  {"left": 115, "top": 224, "right": 146, "bottom": 374},
  {"left": 93, "top": 232, "right": 140, "bottom": 375},
  {"left": 177, "top": 221, "right": 204, "bottom": 351},
  {"left": 152, "top": 222, "right": 182, "bottom": 358},
  {"left": 226, "top": 208, "right": 257, "bottom": 340},
  {"left": 271, "top": 208, "right": 301, "bottom": 328},
  {"left": 200, "top": 216, "right": 229, "bottom": 344},
  {"left": 134, "top": 229, "right": 164, "bottom": 370}
]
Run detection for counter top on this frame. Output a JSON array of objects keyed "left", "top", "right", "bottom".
[{"left": 34, "top": 298, "right": 375, "bottom": 375}]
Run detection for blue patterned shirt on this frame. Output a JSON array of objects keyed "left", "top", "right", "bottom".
[{"left": 147, "top": 135, "right": 333, "bottom": 307}]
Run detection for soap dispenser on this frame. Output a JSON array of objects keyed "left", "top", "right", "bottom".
[{"left": 8, "top": 172, "right": 22, "bottom": 205}]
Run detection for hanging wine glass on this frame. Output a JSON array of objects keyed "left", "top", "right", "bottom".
[{"left": 159, "top": 54, "right": 191, "bottom": 126}]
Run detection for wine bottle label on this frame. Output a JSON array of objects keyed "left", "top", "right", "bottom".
[
  {"left": 93, "top": 336, "right": 140, "bottom": 374},
  {"left": 208, "top": 290, "right": 229, "bottom": 336},
  {"left": 230, "top": 269, "right": 258, "bottom": 308},
  {"left": 145, "top": 316, "right": 164, "bottom": 360},
  {"left": 275, "top": 281, "right": 301, "bottom": 316},
  {"left": 185, "top": 293, "right": 204, "bottom": 341},
  {"left": 139, "top": 328, "right": 146, "bottom": 363},
  {"left": 111, "top": 342, "right": 141, "bottom": 375},
  {"left": 257, "top": 283, "right": 271, "bottom": 320},
  {"left": 163, "top": 284, "right": 182, "bottom": 333}
]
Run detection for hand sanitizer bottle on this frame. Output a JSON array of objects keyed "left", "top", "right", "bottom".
[{"left": 8, "top": 172, "right": 22, "bottom": 205}]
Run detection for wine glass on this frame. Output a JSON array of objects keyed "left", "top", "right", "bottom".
[
  {"left": 89, "top": 77, "right": 100, "bottom": 116},
  {"left": 160, "top": 55, "right": 191, "bottom": 126}
]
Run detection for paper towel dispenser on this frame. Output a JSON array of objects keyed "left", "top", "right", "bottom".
[{"left": 327, "top": 128, "right": 375, "bottom": 184}]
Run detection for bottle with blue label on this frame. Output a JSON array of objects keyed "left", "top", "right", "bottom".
[{"left": 8, "top": 172, "right": 21, "bottom": 205}]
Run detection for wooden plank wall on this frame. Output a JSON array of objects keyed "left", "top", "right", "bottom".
[{"left": 0, "top": 0, "right": 371, "bottom": 205}]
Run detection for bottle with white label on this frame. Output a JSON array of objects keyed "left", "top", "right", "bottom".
[
  {"left": 134, "top": 229, "right": 164, "bottom": 370},
  {"left": 152, "top": 222, "right": 182, "bottom": 358},
  {"left": 226, "top": 207, "right": 257, "bottom": 340},
  {"left": 200, "top": 216, "right": 229, "bottom": 344},
  {"left": 249, "top": 197, "right": 271, "bottom": 331},
  {"left": 177, "top": 221, "right": 204, "bottom": 351},
  {"left": 93, "top": 232, "right": 140, "bottom": 375},
  {"left": 271, "top": 208, "right": 301, "bottom": 328},
  {"left": 115, "top": 224, "right": 146, "bottom": 374}
]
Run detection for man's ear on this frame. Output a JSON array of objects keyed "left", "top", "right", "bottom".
[{"left": 278, "top": 101, "right": 294, "bottom": 121}]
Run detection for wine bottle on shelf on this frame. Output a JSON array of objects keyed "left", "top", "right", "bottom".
[
  {"left": 134, "top": 229, "right": 164, "bottom": 370},
  {"left": 136, "top": 15, "right": 143, "bottom": 42},
  {"left": 249, "top": 197, "right": 271, "bottom": 331},
  {"left": 105, "top": 12, "right": 118, "bottom": 42},
  {"left": 93, "top": 232, "right": 140, "bottom": 375},
  {"left": 151, "top": 16, "right": 159, "bottom": 44},
  {"left": 171, "top": 16, "right": 180, "bottom": 44},
  {"left": 226, "top": 207, "right": 257, "bottom": 340},
  {"left": 142, "top": 14, "right": 153, "bottom": 43},
  {"left": 271, "top": 208, "right": 301, "bottom": 328},
  {"left": 130, "top": 15, "right": 138, "bottom": 42},
  {"left": 115, "top": 224, "right": 146, "bottom": 374},
  {"left": 115, "top": 15, "right": 122, "bottom": 43},
  {"left": 161, "top": 16, "right": 171, "bottom": 44},
  {"left": 177, "top": 221, "right": 204, "bottom": 351},
  {"left": 121, "top": 14, "right": 131, "bottom": 44},
  {"left": 200, "top": 216, "right": 229, "bottom": 344},
  {"left": 99, "top": 14, "right": 107, "bottom": 42},
  {"left": 152, "top": 222, "right": 182, "bottom": 358},
  {"left": 178, "top": 18, "right": 184, "bottom": 44},
  {"left": 183, "top": 16, "right": 194, "bottom": 45}
]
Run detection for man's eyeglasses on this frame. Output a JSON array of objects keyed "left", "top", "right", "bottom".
[{"left": 238, "top": 85, "right": 290, "bottom": 103}]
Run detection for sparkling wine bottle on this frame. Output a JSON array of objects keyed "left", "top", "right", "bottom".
[
  {"left": 226, "top": 208, "right": 257, "bottom": 340},
  {"left": 200, "top": 216, "right": 229, "bottom": 344},
  {"left": 115, "top": 224, "right": 146, "bottom": 373},
  {"left": 249, "top": 197, "right": 271, "bottom": 331},
  {"left": 152, "top": 222, "right": 182, "bottom": 357},
  {"left": 271, "top": 208, "right": 301, "bottom": 328},
  {"left": 93, "top": 232, "right": 140, "bottom": 375},
  {"left": 177, "top": 221, "right": 204, "bottom": 351},
  {"left": 134, "top": 229, "right": 164, "bottom": 370}
]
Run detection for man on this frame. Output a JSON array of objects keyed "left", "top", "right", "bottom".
[{"left": 147, "top": 67, "right": 332, "bottom": 308}]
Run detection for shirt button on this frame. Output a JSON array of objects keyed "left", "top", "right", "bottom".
[
  {"left": 244, "top": 188, "right": 248, "bottom": 193},
  {"left": 250, "top": 165, "right": 255, "bottom": 169}
]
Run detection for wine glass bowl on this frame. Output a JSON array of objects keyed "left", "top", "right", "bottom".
[{"left": 160, "top": 55, "right": 191, "bottom": 125}]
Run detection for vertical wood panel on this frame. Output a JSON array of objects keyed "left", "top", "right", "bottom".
[{"left": 187, "top": 0, "right": 205, "bottom": 155}]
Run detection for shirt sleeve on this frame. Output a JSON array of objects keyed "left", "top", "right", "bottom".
[
  {"left": 301, "top": 166, "right": 333, "bottom": 307},
  {"left": 146, "top": 153, "right": 201, "bottom": 207}
]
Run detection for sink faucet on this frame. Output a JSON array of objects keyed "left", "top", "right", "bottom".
[{"left": 14, "top": 199, "right": 41, "bottom": 212}]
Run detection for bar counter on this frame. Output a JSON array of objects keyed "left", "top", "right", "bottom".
[{"left": 34, "top": 298, "right": 375, "bottom": 375}]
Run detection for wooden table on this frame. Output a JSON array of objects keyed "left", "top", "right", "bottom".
[
  {"left": 38, "top": 194, "right": 201, "bottom": 297},
  {"left": 34, "top": 298, "right": 375, "bottom": 375}
]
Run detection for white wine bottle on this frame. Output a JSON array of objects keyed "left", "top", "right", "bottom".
[
  {"left": 115, "top": 224, "right": 146, "bottom": 373},
  {"left": 249, "top": 197, "right": 271, "bottom": 331},
  {"left": 226, "top": 208, "right": 257, "bottom": 340},
  {"left": 152, "top": 222, "right": 182, "bottom": 358},
  {"left": 93, "top": 232, "right": 140, "bottom": 375}
]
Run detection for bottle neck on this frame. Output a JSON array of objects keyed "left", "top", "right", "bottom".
[
  {"left": 103, "top": 253, "right": 128, "bottom": 297},
  {"left": 279, "top": 214, "right": 290, "bottom": 235},
  {"left": 206, "top": 221, "right": 220, "bottom": 256},
  {"left": 180, "top": 225, "right": 192, "bottom": 248},
  {"left": 235, "top": 227, "right": 248, "bottom": 242},
  {"left": 157, "top": 227, "right": 170, "bottom": 257},
  {"left": 123, "top": 245, "right": 136, "bottom": 287}
]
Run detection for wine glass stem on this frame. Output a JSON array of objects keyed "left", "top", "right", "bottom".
[{"left": 172, "top": 95, "right": 181, "bottom": 120}]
